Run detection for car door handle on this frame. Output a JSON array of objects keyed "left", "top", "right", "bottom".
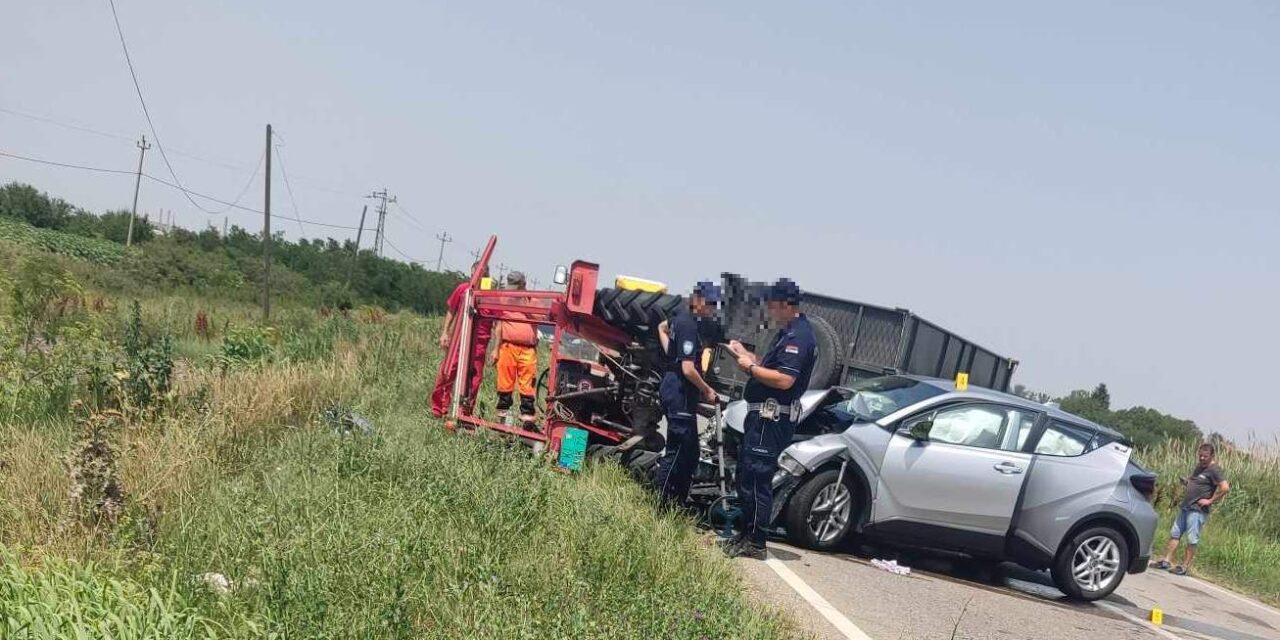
[{"left": 993, "top": 462, "right": 1024, "bottom": 474}]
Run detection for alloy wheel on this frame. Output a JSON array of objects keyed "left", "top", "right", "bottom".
[
  {"left": 806, "top": 482, "right": 851, "bottom": 544},
  {"left": 1071, "top": 535, "right": 1121, "bottom": 592}
]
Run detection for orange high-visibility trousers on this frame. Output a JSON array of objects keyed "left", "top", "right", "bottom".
[{"left": 496, "top": 342, "right": 537, "bottom": 418}]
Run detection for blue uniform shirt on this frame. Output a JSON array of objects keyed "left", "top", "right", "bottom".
[
  {"left": 660, "top": 309, "right": 702, "bottom": 412},
  {"left": 743, "top": 313, "right": 817, "bottom": 405}
]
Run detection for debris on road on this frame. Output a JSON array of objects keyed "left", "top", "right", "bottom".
[{"left": 870, "top": 558, "right": 911, "bottom": 576}]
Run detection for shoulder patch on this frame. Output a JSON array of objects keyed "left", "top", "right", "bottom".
[
  {"left": 785, "top": 345, "right": 800, "bottom": 354},
  {"left": 682, "top": 340, "right": 694, "bottom": 355}
]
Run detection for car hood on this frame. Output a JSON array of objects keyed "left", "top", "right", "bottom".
[{"left": 722, "top": 388, "right": 834, "bottom": 434}]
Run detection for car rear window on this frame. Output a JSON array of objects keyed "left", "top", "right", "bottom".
[{"left": 1034, "top": 420, "right": 1093, "bottom": 457}]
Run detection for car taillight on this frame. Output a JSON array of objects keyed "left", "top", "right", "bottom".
[{"left": 1130, "top": 474, "right": 1156, "bottom": 501}]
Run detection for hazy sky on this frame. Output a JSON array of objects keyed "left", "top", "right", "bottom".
[{"left": 3, "top": 2, "right": 1277, "bottom": 440}]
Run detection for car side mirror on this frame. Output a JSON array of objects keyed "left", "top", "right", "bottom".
[
  {"left": 553, "top": 265, "right": 568, "bottom": 286},
  {"left": 908, "top": 419, "right": 932, "bottom": 442}
]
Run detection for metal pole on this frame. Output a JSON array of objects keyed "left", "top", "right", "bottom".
[
  {"left": 435, "top": 232, "right": 451, "bottom": 271},
  {"left": 263, "top": 124, "right": 272, "bottom": 321},
  {"left": 449, "top": 286, "right": 474, "bottom": 424},
  {"left": 126, "top": 135, "right": 150, "bottom": 247},
  {"left": 346, "top": 205, "right": 368, "bottom": 289}
]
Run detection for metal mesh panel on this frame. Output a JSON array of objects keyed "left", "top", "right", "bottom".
[
  {"left": 852, "top": 308, "right": 905, "bottom": 369},
  {"left": 906, "top": 322, "right": 947, "bottom": 375}
]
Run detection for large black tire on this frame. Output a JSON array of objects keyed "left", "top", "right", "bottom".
[
  {"left": 595, "top": 288, "right": 684, "bottom": 334},
  {"left": 784, "top": 469, "right": 859, "bottom": 551},
  {"left": 1051, "top": 526, "right": 1129, "bottom": 601},
  {"left": 807, "top": 315, "right": 842, "bottom": 389}
]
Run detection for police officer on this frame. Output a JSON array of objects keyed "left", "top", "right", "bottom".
[
  {"left": 652, "top": 281, "right": 721, "bottom": 509},
  {"left": 725, "top": 278, "right": 816, "bottom": 559}
]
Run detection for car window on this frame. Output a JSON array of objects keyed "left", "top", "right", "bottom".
[
  {"left": 1004, "top": 410, "right": 1039, "bottom": 452},
  {"left": 920, "top": 404, "right": 1009, "bottom": 450},
  {"left": 1034, "top": 420, "right": 1092, "bottom": 457}
]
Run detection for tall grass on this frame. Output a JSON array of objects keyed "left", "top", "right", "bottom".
[
  {"left": 1140, "top": 438, "right": 1280, "bottom": 604},
  {"left": 0, "top": 267, "right": 798, "bottom": 637}
]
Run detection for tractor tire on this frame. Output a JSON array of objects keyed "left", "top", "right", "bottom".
[
  {"left": 807, "top": 315, "right": 842, "bottom": 389},
  {"left": 595, "top": 288, "right": 684, "bottom": 334}
]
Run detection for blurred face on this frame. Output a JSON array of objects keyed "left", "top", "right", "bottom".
[
  {"left": 1198, "top": 447, "right": 1214, "bottom": 466},
  {"left": 690, "top": 293, "right": 714, "bottom": 317},
  {"left": 766, "top": 300, "right": 796, "bottom": 323}
]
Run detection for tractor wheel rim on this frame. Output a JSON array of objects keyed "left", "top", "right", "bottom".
[
  {"left": 1071, "top": 535, "right": 1121, "bottom": 592},
  {"left": 807, "top": 483, "right": 851, "bottom": 543}
]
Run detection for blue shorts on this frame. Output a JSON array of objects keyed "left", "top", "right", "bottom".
[{"left": 1171, "top": 508, "right": 1207, "bottom": 545}]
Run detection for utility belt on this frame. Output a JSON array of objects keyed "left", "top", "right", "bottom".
[{"left": 745, "top": 398, "right": 803, "bottom": 422}]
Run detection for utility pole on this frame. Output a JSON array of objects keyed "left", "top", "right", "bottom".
[
  {"left": 496, "top": 263, "right": 508, "bottom": 285},
  {"left": 126, "top": 135, "right": 151, "bottom": 247},
  {"left": 435, "top": 232, "right": 452, "bottom": 271},
  {"left": 346, "top": 205, "right": 368, "bottom": 289},
  {"left": 222, "top": 216, "right": 228, "bottom": 238},
  {"left": 365, "top": 188, "right": 396, "bottom": 257},
  {"left": 530, "top": 277, "right": 540, "bottom": 290},
  {"left": 262, "top": 124, "right": 273, "bottom": 321}
]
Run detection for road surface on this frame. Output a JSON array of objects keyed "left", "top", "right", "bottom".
[{"left": 735, "top": 539, "right": 1280, "bottom": 640}]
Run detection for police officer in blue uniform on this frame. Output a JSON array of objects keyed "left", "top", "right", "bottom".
[
  {"left": 725, "top": 278, "right": 817, "bottom": 559},
  {"left": 652, "top": 282, "right": 721, "bottom": 508}
]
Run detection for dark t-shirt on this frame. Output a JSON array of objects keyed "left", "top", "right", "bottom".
[{"left": 1180, "top": 463, "right": 1225, "bottom": 513}]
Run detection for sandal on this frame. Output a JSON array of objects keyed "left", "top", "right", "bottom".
[
  {"left": 1172, "top": 566, "right": 1188, "bottom": 576},
  {"left": 1152, "top": 560, "right": 1171, "bottom": 571}
]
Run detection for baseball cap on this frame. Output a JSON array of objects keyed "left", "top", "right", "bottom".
[
  {"left": 693, "top": 281, "right": 722, "bottom": 303},
  {"left": 764, "top": 278, "right": 802, "bottom": 304}
]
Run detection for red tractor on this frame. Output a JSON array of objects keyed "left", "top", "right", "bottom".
[{"left": 438, "top": 236, "right": 689, "bottom": 459}]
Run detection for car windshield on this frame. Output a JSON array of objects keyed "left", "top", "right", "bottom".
[{"left": 834, "top": 376, "right": 946, "bottom": 422}]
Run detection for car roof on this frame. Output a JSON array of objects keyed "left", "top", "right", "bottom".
[{"left": 879, "top": 375, "right": 1128, "bottom": 442}]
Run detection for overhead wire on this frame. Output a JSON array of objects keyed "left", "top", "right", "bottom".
[
  {"left": 0, "top": 149, "right": 136, "bottom": 175},
  {"left": 271, "top": 138, "right": 307, "bottom": 236},
  {"left": 106, "top": 0, "right": 267, "bottom": 215}
]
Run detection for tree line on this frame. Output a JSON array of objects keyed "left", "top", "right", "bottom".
[
  {"left": 0, "top": 181, "right": 461, "bottom": 314},
  {"left": 1011, "top": 382, "right": 1226, "bottom": 450}
]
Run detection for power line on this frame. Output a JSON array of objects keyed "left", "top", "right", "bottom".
[
  {"left": 0, "top": 146, "right": 379, "bottom": 232},
  {"left": 0, "top": 103, "right": 361, "bottom": 196},
  {"left": 0, "top": 149, "right": 135, "bottom": 175},
  {"left": 382, "top": 237, "right": 429, "bottom": 264},
  {"left": 106, "top": 0, "right": 261, "bottom": 216},
  {"left": 272, "top": 139, "right": 306, "bottom": 236}
]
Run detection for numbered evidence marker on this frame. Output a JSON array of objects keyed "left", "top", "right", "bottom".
[{"left": 955, "top": 372, "right": 970, "bottom": 391}]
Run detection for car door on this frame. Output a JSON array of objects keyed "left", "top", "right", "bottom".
[{"left": 872, "top": 402, "right": 1039, "bottom": 553}]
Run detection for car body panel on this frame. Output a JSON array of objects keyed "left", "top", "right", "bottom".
[{"left": 876, "top": 434, "right": 1032, "bottom": 538}]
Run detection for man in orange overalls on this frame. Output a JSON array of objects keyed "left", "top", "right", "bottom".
[{"left": 492, "top": 271, "right": 539, "bottom": 426}]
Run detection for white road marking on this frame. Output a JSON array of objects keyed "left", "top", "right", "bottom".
[
  {"left": 764, "top": 553, "right": 874, "bottom": 640},
  {"left": 1184, "top": 575, "right": 1280, "bottom": 621},
  {"left": 1096, "top": 602, "right": 1184, "bottom": 640}
]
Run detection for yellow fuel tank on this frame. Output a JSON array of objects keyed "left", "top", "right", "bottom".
[{"left": 614, "top": 275, "right": 667, "bottom": 293}]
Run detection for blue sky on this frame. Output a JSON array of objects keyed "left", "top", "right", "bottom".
[{"left": 3, "top": 1, "right": 1277, "bottom": 440}]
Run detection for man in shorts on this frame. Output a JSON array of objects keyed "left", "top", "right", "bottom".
[{"left": 1154, "top": 443, "right": 1230, "bottom": 576}]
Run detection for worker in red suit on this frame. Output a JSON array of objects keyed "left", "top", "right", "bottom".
[{"left": 430, "top": 263, "right": 493, "bottom": 419}]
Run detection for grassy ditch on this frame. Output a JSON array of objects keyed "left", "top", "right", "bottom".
[{"left": 0, "top": 247, "right": 796, "bottom": 638}]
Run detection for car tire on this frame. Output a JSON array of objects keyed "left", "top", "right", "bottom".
[
  {"left": 784, "top": 469, "right": 858, "bottom": 551},
  {"left": 1051, "top": 526, "right": 1129, "bottom": 601}
]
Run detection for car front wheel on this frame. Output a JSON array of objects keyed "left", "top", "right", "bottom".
[
  {"left": 784, "top": 469, "right": 857, "bottom": 551},
  {"left": 1051, "top": 526, "right": 1129, "bottom": 601}
]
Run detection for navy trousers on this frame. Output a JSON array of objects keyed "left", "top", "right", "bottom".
[
  {"left": 737, "top": 412, "right": 793, "bottom": 546},
  {"left": 654, "top": 413, "right": 699, "bottom": 506}
]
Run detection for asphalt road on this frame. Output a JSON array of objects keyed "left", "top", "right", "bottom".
[{"left": 734, "top": 539, "right": 1280, "bottom": 640}]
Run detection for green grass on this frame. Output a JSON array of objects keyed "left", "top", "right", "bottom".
[
  {"left": 0, "top": 549, "right": 227, "bottom": 639},
  {"left": 1140, "top": 439, "right": 1280, "bottom": 605},
  {"left": 0, "top": 256, "right": 797, "bottom": 638}
]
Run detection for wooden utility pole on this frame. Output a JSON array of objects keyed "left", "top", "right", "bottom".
[
  {"left": 262, "top": 124, "right": 273, "bottom": 321},
  {"left": 346, "top": 205, "right": 368, "bottom": 289},
  {"left": 126, "top": 135, "right": 151, "bottom": 247},
  {"left": 435, "top": 232, "right": 452, "bottom": 271},
  {"left": 365, "top": 188, "right": 396, "bottom": 257}
]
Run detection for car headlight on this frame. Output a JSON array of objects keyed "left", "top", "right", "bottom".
[{"left": 777, "top": 452, "right": 806, "bottom": 477}]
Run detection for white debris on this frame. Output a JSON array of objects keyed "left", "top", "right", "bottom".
[
  {"left": 200, "top": 572, "right": 233, "bottom": 594},
  {"left": 870, "top": 558, "right": 911, "bottom": 576}
]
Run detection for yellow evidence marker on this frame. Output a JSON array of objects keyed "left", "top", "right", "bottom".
[
  {"left": 1149, "top": 608, "right": 1164, "bottom": 625},
  {"left": 955, "top": 372, "right": 970, "bottom": 391}
]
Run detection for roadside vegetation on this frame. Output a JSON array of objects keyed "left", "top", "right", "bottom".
[{"left": 0, "top": 218, "right": 795, "bottom": 638}]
